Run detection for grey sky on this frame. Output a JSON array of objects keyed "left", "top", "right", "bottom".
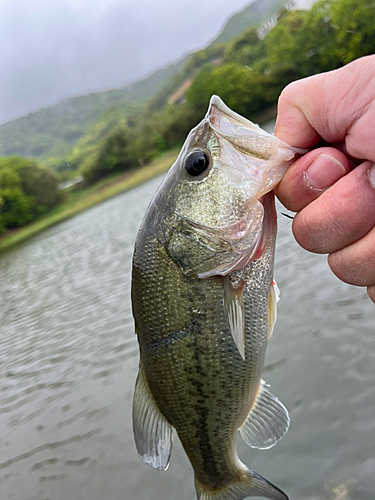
[{"left": 0, "top": 0, "right": 314, "bottom": 125}]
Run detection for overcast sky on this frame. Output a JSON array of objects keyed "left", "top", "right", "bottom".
[{"left": 0, "top": 0, "right": 314, "bottom": 125}]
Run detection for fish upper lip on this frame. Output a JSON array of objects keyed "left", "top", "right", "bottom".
[
  {"left": 206, "top": 96, "right": 272, "bottom": 160},
  {"left": 206, "top": 95, "right": 264, "bottom": 133},
  {"left": 206, "top": 95, "right": 306, "bottom": 160}
]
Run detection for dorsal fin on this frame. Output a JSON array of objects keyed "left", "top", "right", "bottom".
[{"left": 240, "top": 380, "right": 289, "bottom": 450}]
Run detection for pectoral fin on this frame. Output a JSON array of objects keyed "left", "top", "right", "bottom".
[
  {"left": 223, "top": 276, "right": 245, "bottom": 360},
  {"left": 268, "top": 279, "right": 280, "bottom": 341},
  {"left": 132, "top": 360, "right": 173, "bottom": 470},
  {"left": 240, "top": 380, "right": 289, "bottom": 450}
]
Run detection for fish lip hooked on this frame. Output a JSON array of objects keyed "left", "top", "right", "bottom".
[
  {"left": 168, "top": 95, "right": 298, "bottom": 280},
  {"left": 206, "top": 94, "right": 309, "bottom": 158},
  {"left": 176, "top": 105, "right": 281, "bottom": 279}
]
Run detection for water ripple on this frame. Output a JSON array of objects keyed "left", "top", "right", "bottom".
[
  {"left": 0, "top": 429, "right": 102, "bottom": 469},
  {"left": 0, "top": 176, "right": 373, "bottom": 500}
]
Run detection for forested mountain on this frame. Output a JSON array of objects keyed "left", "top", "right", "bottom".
[
  {"left": 0, "top": 57, "right": 188, "bottom": 162},
  {"left": 0, "top": 0, "right": 290, "bottom": 163},
  {"left": 209, "top": 0, "right": 290, "bottom": 46},
  {"left": 1, "top": 0, "right": 374, "bottom": 237},
  {"left": 63, "top": 0, "right": 375, "bottom": 185}
]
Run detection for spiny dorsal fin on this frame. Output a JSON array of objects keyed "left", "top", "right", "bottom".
[
  {"left": 223, "top": 276, "right": 245, "bottom": 360},
  {"left": 240, "top": 380, "right": 289, "bottom": 450},
  {"left": 132, "top": 360, "right": 173, "bottom": 470}
]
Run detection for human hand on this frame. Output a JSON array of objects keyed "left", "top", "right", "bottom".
[{"left": 274, "top": 55, "right": 375, "bottom": 303}]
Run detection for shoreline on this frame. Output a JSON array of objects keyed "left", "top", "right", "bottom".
[
  {"left": 0, "top": 109, "right": 277, "bottom": 255},
  {"left": 0, "top": 149, "right": 179, "bottom": 254}
]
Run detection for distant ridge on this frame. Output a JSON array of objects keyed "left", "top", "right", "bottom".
[
  {"left": 0, "top": 0, "right": 290, "bottom": 162},
  {"left": 210, "top": 0, "right": 289, "bottom": 46},
  {"left": 0, "top": 58, "right": 188, "bottom": 161}
]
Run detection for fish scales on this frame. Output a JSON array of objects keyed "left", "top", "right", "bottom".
[
  {"left": 133, "top": 240, "right": 270, "bottom": 487},
  {"left": 132, "top": 96, "right": 296, "bottom": 500}
]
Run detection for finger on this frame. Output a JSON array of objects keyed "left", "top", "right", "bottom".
[
  {"left": 292, "top": 162, "right": 375, "bottom": 253},
  {"left": 317, "top": 141, "right": 362, "bottom": 169},
  {"left": 328, "top": 225, "right": 375, "bottom": 286},
  {"left": 275, "top": 77, "right": 322, "bottom": 148},
  {"left": 367, "top": 285, "right": 375, "bottom": 304},
  {"left": 274, "top": 147, "right": 351, "bottom": 212},
  {"left": 275, "top": 55, "right": 375, "bottom": 161}
]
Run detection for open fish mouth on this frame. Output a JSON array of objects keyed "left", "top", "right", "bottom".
[
  {"left": 205, "top": 95, "right": 299, "bottom": 198},
  {"left": 164, "top": 95, "right": 300, "bottom": 279},
  {"left": 207, "top": 95, "right": 308, "bottom": 159},
  {"left": 207, "top": 95, "right": 278, "bottom": 160},
  {"left": 176, "top": 96, "right": 299, "bottom": 279}
]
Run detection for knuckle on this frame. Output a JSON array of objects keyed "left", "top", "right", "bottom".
[
  {"left": 292, "top": 211, "right": 325, "bottom": 253},
  {"left": 328, "top": 230, "right": 375, "bottom": 287},
  {"left": 328, "top": 252, "right": 352, "bottom": 284},
  {"left": 278, "top": 80, "right": 304, "bottom": 108}
]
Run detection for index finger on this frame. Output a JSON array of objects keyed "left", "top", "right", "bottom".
[{"left": 275, "top": 55, "right": 375, "bottom": 159}]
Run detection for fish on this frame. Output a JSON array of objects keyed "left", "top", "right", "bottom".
[{"left": 131, "top": 95, "right": 298, "bottom": 500}]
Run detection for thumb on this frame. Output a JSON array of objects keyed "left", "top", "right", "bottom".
[
  {"left": 275, "top": 56, "right": 375, "bottom": 161},
  {"left": 274, "top": 147, "right": 351, "bottom": 212}
]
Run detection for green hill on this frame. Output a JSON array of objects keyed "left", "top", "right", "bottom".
[
  {"left": 0, "top": 0, "right": 289, "bottom": 164},
  {"left": 209, "top": 0, "right": 289, "bottom": 46},
  {"left": 2, "top": 0, "right": 374, "bottom": 240},
  {"left": 0, "top": 58, "right": 187, "bottom": 162}
]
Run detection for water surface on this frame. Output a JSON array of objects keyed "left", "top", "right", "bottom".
[{"left": 0, "top": 173, "right": 374, "bottom": 500}]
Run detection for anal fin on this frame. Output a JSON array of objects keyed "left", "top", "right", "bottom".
[
  {"left": 132, "top": 360, "right": 173, "bottom": 470},
  {"left": 240, "top": 380, "right": 289, "bottom": 450}
]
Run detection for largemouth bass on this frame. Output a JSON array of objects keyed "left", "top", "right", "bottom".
[{"left": 132, "top": 96, "right": 297, "bottom": 500}]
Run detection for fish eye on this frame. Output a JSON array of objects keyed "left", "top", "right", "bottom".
[{"left": 185, "top": 150, "right": 209, "bottom": 177}]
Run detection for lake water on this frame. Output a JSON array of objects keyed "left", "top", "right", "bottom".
[{"left": 0, "top": 169, "right": 374, "bottom": 500}]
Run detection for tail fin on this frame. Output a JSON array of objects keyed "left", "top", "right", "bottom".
[{"left": 195, "top": 465, "right": 288, "bottom": 500}]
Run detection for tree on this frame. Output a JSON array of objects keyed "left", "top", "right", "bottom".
[
  {"left": 0, "top": 160, "right": 31, "bottom": 232},
  {"left": 224, "top": 27, "right": 266, "bottom": 67},
  {"left": 0, "top": 156, "right": 63, "bottom": 233},
  {"left": 328, "top": 0, "right": 375, "bottom": 65},
  {"left": 18, "top": 165, "right": 64, "bottom": 215},
  {"left": 187, "top": 63, "right": 273, "bottom": 119},
  {"left": 80, "top": 127, "right": 133, "bottom": 184},
  {"left": 96, "top": 127, "right": 131, "bottom": 172}
]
